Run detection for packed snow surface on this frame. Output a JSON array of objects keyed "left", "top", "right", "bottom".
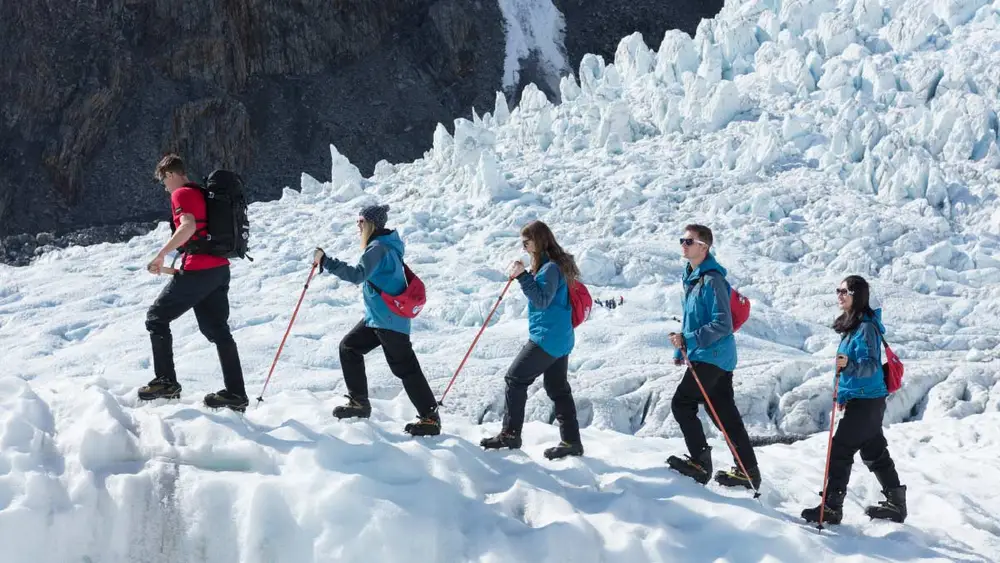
[{"left": 2, "top": 0, "right": 1000, "bottom": 561}]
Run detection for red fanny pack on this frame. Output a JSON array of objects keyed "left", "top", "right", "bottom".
[{"left": 369, "top": 264, "right": 426, "bottom": 318}]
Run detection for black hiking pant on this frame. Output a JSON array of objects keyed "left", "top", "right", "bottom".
[
  {"left": 339, "top": 320, "right": 437, "bottom": 417},
  {"left": 672, "top": 362, "right": 758, "bottom": 470},
  {"left": 827, "top": 396, "right": 900, "bottom": 492},
  {"left": 502, "top": 342, "right": 581, "bottom": 443},
  {"left": 146, "top": 265, "right": 246, "bottom": 397}
]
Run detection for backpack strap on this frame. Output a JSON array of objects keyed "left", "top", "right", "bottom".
[
  {"left": 174, "top": 183, "right": 209, "bottom": 254},
  {"left": 696, "top": 270, "right": 730, "bottom": 292},
  {"left": 366, "top": 246, "right": 407, "bottom": 295},
  {"left": 869, "top": 320, "right": 891, "bottom": 351}
]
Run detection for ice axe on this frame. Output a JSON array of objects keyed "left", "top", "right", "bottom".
[{"left": 153, "top": 254, "right": 181, "bottom": 275}]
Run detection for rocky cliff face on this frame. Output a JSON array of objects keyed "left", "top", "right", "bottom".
[
  {"left": 0, "top": 0, "right": 505, "bottom": 237},
  {"left": 0, "top": 0, "right": 720, "bottom": 264}
]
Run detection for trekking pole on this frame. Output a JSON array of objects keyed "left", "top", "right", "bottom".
[
  {"left": 256, "top": 262, "right": 318, "bottom": 404},
  {"left": 681, "top": 348, "right": 762, "bottom": 500},
  {"left": 438, "top": 277, "right": 514, "bottom": 406},
  {"left": 817, "top": 366, "right": 842, "bottom": 532}
]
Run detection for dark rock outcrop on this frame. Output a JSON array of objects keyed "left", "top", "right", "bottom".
[
  {"left": 0, "top": 0, "right": 723, "bottom": 265},
  {"left": 0, "top": 0, "right": 506, "bottom": 239}
]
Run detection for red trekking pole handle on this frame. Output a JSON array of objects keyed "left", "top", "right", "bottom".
[
  {"left": 817, "top": 365, "right": 842, "bottom": 531},
  {"left": 681, "top": 348, "right": 762, "bottom": 500},
  {"left": 438, "top": 277, "right": 515, "bottom": 406},
  {"left": 256, "top": 262, "right": 318, "bottom": 404}
]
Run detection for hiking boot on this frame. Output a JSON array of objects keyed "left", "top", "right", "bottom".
[
  {"left": 138, "top": 378, "right": 182, "bottom": 401},
  {"left": 667, "top": 447, "right": 712, "bottom": 485},
  {"left": 332, "top": 395, "right": 372, "bottom": 419},
  {"left": 714, "top": 465, "right": 762, "bottom": 490},
  {"left": 543, "top": 441, "right": 584, "bottom": 460},
  {"left": 865, "top": 486, "right": 906, "bottom": 523},
  {"left": 404, "top": 409, "right": 441, "bottom": 437},
  {"left": 802, "top": 488, "right": 846, "bottom": 525},
  {"left": 480, "top": 430, "right": 522, "bottom": 450},
  {"left": 204, "top": 389, "right": 249, "bottom": 412}
]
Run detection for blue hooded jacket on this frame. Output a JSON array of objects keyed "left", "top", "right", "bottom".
[
  {"left": 517, "top": 258, "right": 574, "bottom": 358},
  {"left": 321, "top": 230, "right": 410, "bottom": 335},
  {"left": 673, "top": 253, "right": 737, "bottom": 371},
  {"left": 836, "top": 309, "right": 888, "bottom": 404}
]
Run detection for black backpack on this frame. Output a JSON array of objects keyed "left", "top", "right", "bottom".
[{"left": 174, "top": 170, "right": 251, "bottom": 260}]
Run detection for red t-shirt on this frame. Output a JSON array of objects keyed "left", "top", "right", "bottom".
[{"left": 172, "top": 186, "right": 229, "bottom": 271}]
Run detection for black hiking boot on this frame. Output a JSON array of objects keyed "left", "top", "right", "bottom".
[
  {"left": 138, "top": 378, "right": 182, "bottom": 401},
  {"left": 204, "top": 390, "right": 249, "bottom": 412},
  {"left": 332, "top": 395, "right": 372, "bottom": 419},
  {"left": 480, "top": 430, "right": 522, "bottom": 450},
  {"left": 404, "top": 409, "right": 441, "bottom": 437},
  {"left": 865, "top": 486, "right": 907, "bottom": 523},
  {"left": 714, "top": 465, "right": 762, "bottom": 490},
  {"left": 543, "top": 441, "right": 584, "bottom": 460},
  {"left": 667, "top": 447, "right": 712, "bottom": 485},
  {"left": 802, "top": 488, "right": 846, "bottom": 525}
]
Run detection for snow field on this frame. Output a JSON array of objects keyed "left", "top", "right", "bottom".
[{"left": 2, "top": 0, "right": 1000, "bottom": 560}]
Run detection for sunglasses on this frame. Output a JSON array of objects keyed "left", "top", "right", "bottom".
[
  {"left": 679, "top": 238, "right": 707, "bottom": 247},
  {"left": 836, "top": 288, "right": 854, "bottom": 296}
]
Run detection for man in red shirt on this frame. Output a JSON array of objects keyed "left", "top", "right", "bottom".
[{"left": 139, "top": 154, "right": 248, "bottom": 411}]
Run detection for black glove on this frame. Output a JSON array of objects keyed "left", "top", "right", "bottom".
[{"left": 314, "top": 248, "right": 326, "bottom": 273}]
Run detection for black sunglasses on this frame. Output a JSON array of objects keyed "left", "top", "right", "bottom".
[{"left": 836, "top": 288, "right": 854, "bottom": 296}]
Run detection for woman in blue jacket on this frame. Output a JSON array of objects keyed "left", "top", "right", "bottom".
[
  {"left": 802, "top": 275, "right": 906, "bottom": 524},
  {"left": 313, "top": 204, "right": 440, "bottom": 437},
  {"left": 480, "top": 220, "right": 583, "bottom": 460}
]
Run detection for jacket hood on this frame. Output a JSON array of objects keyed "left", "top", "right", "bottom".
[
  {"left": 866, "top": 308, "right": 885, "bottom": 333},
  {"left": 369, "top": 229, "right": 404, "bottom": 257},
  {"left": 685, "top": 253, "right": 727, "bottom": 283}
]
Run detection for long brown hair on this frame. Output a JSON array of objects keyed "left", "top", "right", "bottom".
[
  {"left": 833, "top": 275, "right": 875, "bottom": 335},
  {"left": 521, "top": 220, "right": 580, "bottom": 286}
]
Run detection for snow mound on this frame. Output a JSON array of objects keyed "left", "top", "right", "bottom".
[{"left": 1, "top": 378, "right": 997, "bottom": 562}]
